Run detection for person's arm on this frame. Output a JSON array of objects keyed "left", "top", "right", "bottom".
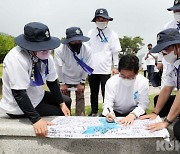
[
  {"left": 140, "top": 86, "right": 174, "bottom": 120},
  {"left": 112, "top": 52, "right": 119, "bottom": 75},
  {"left": 165, "top": 90, "right": 180, "bottom": 123},
  {"left": 11, "top": 89, "right": 41, "bottom": 124},
  {"left": 46, "top": 79, "right": 64, "bottom": 105},
  {"left": 146, "top": 91, "right": 180, "bottom": 132},
  {"left": 46, "top": 79, "right": 70, "bottom": 116},
  {"left": 149, "top": 53, "right": 157, "bottom": 60},
  {"left": 153, "top": 86, "right": 174, "bottom": 115}
]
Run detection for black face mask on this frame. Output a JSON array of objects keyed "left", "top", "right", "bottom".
[
  {"left": 148, "top": 47, "right": 152, "bottom": 50},
  {"left": 69, "top": 43, "right": 82, "bottom": 54}
]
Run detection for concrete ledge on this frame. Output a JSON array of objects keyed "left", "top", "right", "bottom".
[{"left": 0, "top": 113, "right": 179, "bottom": 154}]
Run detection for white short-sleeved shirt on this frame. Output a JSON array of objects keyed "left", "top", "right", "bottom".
[
  {"left": 144, "top": 52, "right": 157, "bottom": 65},
  {"left": 102, "top": 74, "right": 149, "bottom": 117},
  {"left": 165, "top": 59, "right": 180, "bottom": 89},
  {"left": 87, "top": 27, "right": 121, "bottom": 74},
  {"left": 0, "top": 46, "right": 57, "bottom": 114},
  {"left": 141, "top": 56, "right": 147, "bottom": 70},
  {"left": 54, "top": 43, "right": 92, "bottom": 84}
]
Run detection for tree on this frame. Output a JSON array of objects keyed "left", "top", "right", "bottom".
[
  {"left": 0, "top": 33, "right": 16, "bottom": 63},
  {"left": 119, "top": 36, "right": 144, "bottom": 57}
]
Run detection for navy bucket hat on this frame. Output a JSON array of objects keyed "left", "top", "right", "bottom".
[
  {"left": 91, "top": 8, "right": 113, "bottom": 22},
  {"left": 167, "top": 0, "right": 180, "bottom": 11},
  {"left": 14, "top": 22, "right": 60, "bottom": 51},
  {"left": 62, "top": 27, "right": 90, "bottom": 44},
  {"left": 150, "top": 28, "right": 180, "bottom": 53}
]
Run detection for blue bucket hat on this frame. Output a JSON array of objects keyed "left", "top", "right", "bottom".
[
  {"left": 167, "top": 0, "right": 180, "bottom": 11},
  {"left": 14, "top": 22, "right": 60, "bottom": 51},
  {"left": 62, "top": 27, "right": 90, "bottom": 44},
  {"left": 150, "top": 28, "right": 180, "bottom": 53},
  {"left": 91, "top": 8, "right": 113, "bottom": 22}
]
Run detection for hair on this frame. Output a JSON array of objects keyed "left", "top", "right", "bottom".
[
  {"left": 147, "top": 43, "right": 152, "bottom": 47},
  {"left": 118, "top": 54, "right": 139, "bottom": 74}
]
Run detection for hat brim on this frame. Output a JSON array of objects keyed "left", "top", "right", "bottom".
[
  {"left": 150, "top": 40, "right": 180, "bottom": 53},
  {"left": 14, "top": 34, "right": 60, "bottom": 51},
  {"left": 167, "top": 4, "right": 180, "bottom": 11},
  {"left": 91, "top": 15, "right": 113, "bottom": 22},
  {"left": 62, "top": 35, "right": 90, "bottom": 44}
]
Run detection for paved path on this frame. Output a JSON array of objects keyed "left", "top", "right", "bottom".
[{"left": 70, "top": 85, "right": 161, "bottom": 109}]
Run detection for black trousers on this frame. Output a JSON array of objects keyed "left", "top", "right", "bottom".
[
  {"left": 147, "top": 65, "right": 154, "bottom": 83},
  {"left": 8, "top": 91, "right": 71, "bottom": 119},
  {"left": 88, "top": 74, "right": 111, "bottom": 113},
  {"left": 154, "top": 95, "right": 175, "bottom": 117},
  {"left": 174, "top": 119, "right": 180, "bottom": 141}
]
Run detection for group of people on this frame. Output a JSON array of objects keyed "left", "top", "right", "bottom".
[{"left": 0, "top": 2, "right": 179, "bottom": 142}]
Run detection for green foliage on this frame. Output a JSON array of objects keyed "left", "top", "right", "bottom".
[
  {"left": 119, "top": 36, "right": 145, "bottom": 57},
  {"left": 0, "top": 33, "right": 16, "bottom": 63}
]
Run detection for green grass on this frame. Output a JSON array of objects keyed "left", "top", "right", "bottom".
[{"left": 0, "top": 64, "right": 3, "bottom": 78}]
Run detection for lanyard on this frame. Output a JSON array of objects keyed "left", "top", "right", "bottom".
[
  {"left": 96, "top": 29, "right": 108, "bottom": 43},
  {"left": 68, "top": 46, "right": 94, "bottom": 75},
  {"left": 30, "top": 59, "right": 49, "bottom": 86}
]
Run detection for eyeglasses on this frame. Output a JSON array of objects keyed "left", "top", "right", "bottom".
[{"left": 119, "top": 73, "right": 136, "bottom": 80}]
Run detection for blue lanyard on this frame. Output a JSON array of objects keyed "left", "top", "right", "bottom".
[{"left": 96, "top": 29, "right": 108, "bottom": 43}]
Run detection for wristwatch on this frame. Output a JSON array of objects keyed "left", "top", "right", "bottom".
[{"left": 163, "top": 117, "right": 173, "bottom": 125}]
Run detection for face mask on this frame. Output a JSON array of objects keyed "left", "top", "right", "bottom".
[
  {"left": 95, "top": 22, "right": 108, "bottom": 30},
  {"left": 174, "top": 12, "right": 180, "bottom": 22},
  {"left": 120, "top": 77, "right": 136, "bottom": 87},
  {"left": 69, "top": 43, "right": 82, "bottom": 54},
  {"left": 148, "top": 47, "right": 152, "bottom": 50},
  {"left": 36, "top": 50, "right": 51, "bottom": 60},
  {"left": 164, "top": 51, "right": 177, "bottom": 64}
]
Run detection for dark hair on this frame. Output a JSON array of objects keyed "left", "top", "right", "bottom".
[
  {"left": 147, "top": 43, "right": 152, "bottom": 47},
  {"left": 118, "top": 54, "right": 139, "bottom": 74}
]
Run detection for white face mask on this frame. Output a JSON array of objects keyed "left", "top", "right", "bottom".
[
  {"left": 164, "top": 51, "right": 177, "bottom": 64},
  {"left": 36, "top": 50, "right": 51, "bottom": 60},
  {"left": 120, "top": 77, "right": 136, "bottom": 87},
  {"left": 174, "top": 12, "right": 180, "bottom": 22},
  {"left": 95, "top": 22, "right": 108, "bottom": 30}
]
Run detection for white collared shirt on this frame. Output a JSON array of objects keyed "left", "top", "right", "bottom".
[
  {"left": 0, "top": 46, "right": 57, "bottom": 114},
  {"left": 165, "top": 59, "right": 180, "bottom": 89},
  {"left": 102, "top": 74, "right": 149, "bottom": 117},
  {"left": 87, "top": 27, "right": 121, "bottom": 74}
]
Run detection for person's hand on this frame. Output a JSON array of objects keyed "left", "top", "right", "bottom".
[
  {"left": 146, "top": 121, "right": 169, "bottom": 132},
  {"left": 119, "top": 113, "right": 135, "bottom": 126},
  {"left": 139, "top": 113, "right": 157, "bottom": 120},
  {"left": 112, "top": 68, "right": 118, "bottom": 75},
  {"left": 106, "top": 112, "right": 116, "bottom": 122},
  {"left": 33, "top": 118, "right": 54, "bottom": 136},
  {"left": 77, "top": 84, "right": 85, "bottom": 94},
  {"left": 60, "top": 102, "right": 70, "bottom": 116},
  {"left": 61, "top": 84, "right": 68, "bottom": 94}
]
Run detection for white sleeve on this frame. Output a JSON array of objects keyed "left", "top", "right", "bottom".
[
  {"left": 165, "top": 69, "right": 176, "bottom": 87},
  {"left": 102, "top": 79, "right": 115, "bottom": 116},
  {"left": 3, "top": 56, "right": 30, "bottom": 90},
  {"left": 54, "top": 48, "right": 65, "bottom": 83},
  {"left": 132, "top": 80, "right": 150, "bottom": 117},
  {"left": 46, "top": 55, "right": 58, "bottom": 82}
]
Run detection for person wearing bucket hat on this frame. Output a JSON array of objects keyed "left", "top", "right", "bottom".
[
  {"left": 0, "top": 22, "right": 71, "bottom": 136},
  {"left": 140, "top": 28, "right": 180, "bottom": 141},
  {"left": 87, "top": 8, "right": 121, "bottom": 116},
  {"left": 54, "top": 27, "right": 93, "bottom": 116}
]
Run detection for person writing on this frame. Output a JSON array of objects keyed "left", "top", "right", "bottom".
[{"left": 102, "top": 55, "right": 149, "bottom": 125}]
